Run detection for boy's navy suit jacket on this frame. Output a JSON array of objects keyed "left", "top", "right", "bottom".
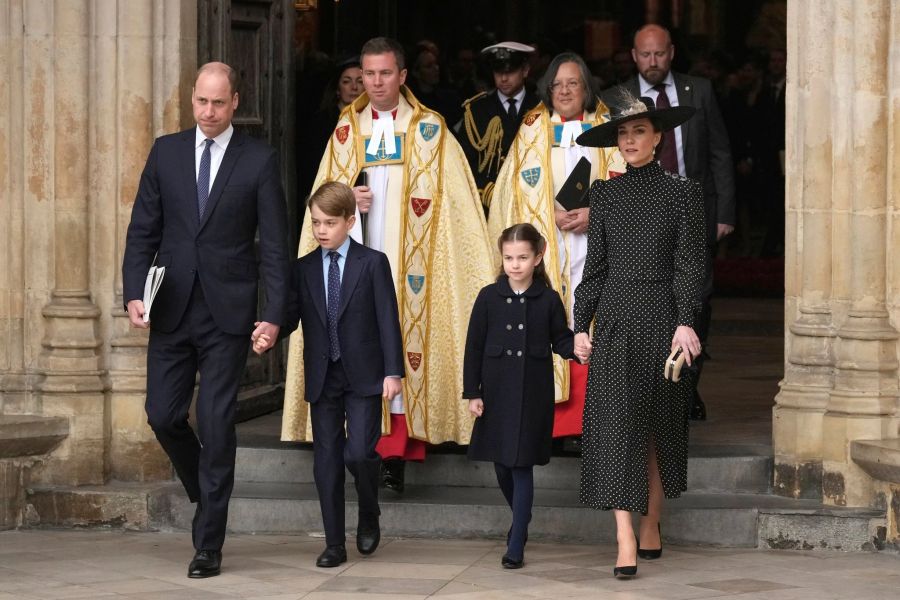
[{"left": 285, "top": 238, "right": 404, "bottom": 402}]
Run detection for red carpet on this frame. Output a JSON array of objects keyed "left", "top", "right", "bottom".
[{"left": 714, "top": 257, "right": 784, "bottom": 297}]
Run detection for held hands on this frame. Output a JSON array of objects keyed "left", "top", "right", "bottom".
[
  {"left": 252, "top": 333, "right": 270, "bottom": 355},
  {"left": 383, "top": 376, "right": 402, "bottom": 400},
  {"left": 127, "top": 299, "right": 149, "bottom": 329},
  {"left": 353, "top": 185, "right": 373, "bottom": 214},
  {"left": 671, "top": 325, "right": 701, "bottom": 366},
  {"left": 574, "top": 332, "right": 592, "bottom": 364},
  {"left": 251, "top": 321, "right": 280, "bottom": 355},
  {"left": 468, "top": 398, "right": 484, "bottom": 417}
]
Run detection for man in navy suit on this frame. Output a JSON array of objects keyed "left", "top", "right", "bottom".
[
  {"left": 268, "top": 181, "right": 403, "bottom": 568},
  {"left": 605, "top": 24, "right": 736, "bottom": 422},
  {"left": 122, "top": 62, "right": 289, "bottom": 578}
]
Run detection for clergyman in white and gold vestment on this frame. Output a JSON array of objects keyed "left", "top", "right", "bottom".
[{"left": 282, "top": 39, "right": 494, "bottom": 485}]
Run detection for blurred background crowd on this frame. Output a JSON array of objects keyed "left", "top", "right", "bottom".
[{"left": 291, "top": 0, "right": 786, "bottom": 292}]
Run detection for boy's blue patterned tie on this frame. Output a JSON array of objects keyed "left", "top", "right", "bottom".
[
  {"left": 197, "top": 138, "right": 214, "bottom": 219},
  {"left": 327, "top": 251, "right": 341, "bottom": 361}
]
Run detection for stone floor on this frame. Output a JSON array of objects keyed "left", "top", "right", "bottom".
[{"left": 1, "top": 530, "right": 898, "bottom": 600}]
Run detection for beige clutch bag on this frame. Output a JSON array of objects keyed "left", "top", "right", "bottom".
[{"left": 664, "top": 347, "right": 687, "bottom": 382}]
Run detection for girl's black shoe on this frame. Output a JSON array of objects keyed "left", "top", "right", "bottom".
[
  {"left": 501, "top": 554, "right": 524, "bottom": 569},
  {"left": 613, "top": 565, "right": 637, "bottom": 578}
]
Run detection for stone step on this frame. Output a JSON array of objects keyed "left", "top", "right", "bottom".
[
  {"left": 26, "top": 480, "right": 884, "bottom": 552},
  {"left": 150, "top": 482, "right": 882, "bottom": 551},
  {"left": 234, "top": 443, "right": 773, "bottom": 494}
]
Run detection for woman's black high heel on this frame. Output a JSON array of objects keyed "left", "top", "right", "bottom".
[
  {"left": 613, "top": 565, "right": 637, "bottom": 578},
  {"left": 614, "top": 533, "right": 638, "bottom": 578},
  {"left": 637, "top": 523, "right": 662, "bottom": 560}
]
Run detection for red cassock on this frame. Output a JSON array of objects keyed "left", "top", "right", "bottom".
[
  {"left": 552, "top": 361, "right": 588, "bottom": 437},
  {"left": 375, "top": 414, "right": 427, "bottom": 461}
]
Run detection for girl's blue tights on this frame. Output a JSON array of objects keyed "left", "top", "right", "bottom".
[{"left": 493, "top": 463, "right": 533, "bottom": 561}]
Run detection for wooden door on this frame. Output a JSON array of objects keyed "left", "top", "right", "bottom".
[{"left": 198, "top": 0, "right": 296, "bottom": 394}]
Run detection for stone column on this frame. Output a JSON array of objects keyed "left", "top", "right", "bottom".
[
  {"left": 32, "top": 0, "right": 106, "bottom": 486},
  {"left": 106, "top": 0, "right": 197, "bottom": 481},
  {"left": 0, "top": 1, "right": 37, "bottom": 415},
  {"left": 773, "top": 0, "right": 837, "bottom": 499},
  {"left": 821, "top": 0, "right": 899, "bottom": 508}
]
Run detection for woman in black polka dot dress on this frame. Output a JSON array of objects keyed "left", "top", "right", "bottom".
[{"left": 572, "top": 96, "right": 705, "bottom": 578}]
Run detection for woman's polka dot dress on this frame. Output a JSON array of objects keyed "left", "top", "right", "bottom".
[{"left": 573, "top": 159, "right": 706, "bottom": 514}]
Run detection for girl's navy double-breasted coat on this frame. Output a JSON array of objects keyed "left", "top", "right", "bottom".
[{"left": 463, "top": 275, "right": 576, "bottom": 467}]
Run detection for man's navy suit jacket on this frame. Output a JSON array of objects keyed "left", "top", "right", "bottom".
[
  {"left": 285, "top": 239, "right": 404, "bottom": 403},
  {"left": 122, "top": 128, "right": 290, "bottom": 335}
]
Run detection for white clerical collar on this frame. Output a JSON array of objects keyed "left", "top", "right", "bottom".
[
  {"left": 560, "top": 121, "right": 584, "bottom": 148},
  {"left": 195, "top": 124, "right": 234, "bottom": 149},
  {"left": 497, "top": 87, "right": 526, "bottom": 107},
  {"left": 367, "top": 105, "right": 399, "bottom": 156},
  {"left": 638, "top": 71, "right": 675, "bottom": 96},
  {"left": 373, "top": 104, "right": 399, "bottom": 119}
]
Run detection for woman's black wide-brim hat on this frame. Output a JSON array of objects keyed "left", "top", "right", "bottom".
[{"left": 576, "top": 94, "right": 696, "bottom": 148}]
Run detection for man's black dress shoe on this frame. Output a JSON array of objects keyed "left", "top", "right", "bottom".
[
  {"left": 689, "top": 392, "right": 707, "bottom": 421},
  {"left": 381, "top": 458, "right": 405, "bottom": 493},
  {"left": 501, "top": 554, "right": 524, "bottom": 569},
  {"left": 187, "top": 549, "right": 222, "bottom": 578},
  {"left": 316, "top": 545, "right": 347, "bottom": 568},
  {"left": 356, "top": 516, "right": 381, "bottom": 555}
]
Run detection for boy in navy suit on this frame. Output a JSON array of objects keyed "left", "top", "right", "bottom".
[{"left": 256, "top": 182, "right": 403, "bottom": 567}]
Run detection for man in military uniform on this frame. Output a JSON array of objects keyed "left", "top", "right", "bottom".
[{"left": 459, "top": 42, "right": 539, "bottom": 215}]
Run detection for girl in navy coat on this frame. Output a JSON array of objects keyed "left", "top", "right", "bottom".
[{"left": 463, "top": 223, "right": 583, "bottom": 569}]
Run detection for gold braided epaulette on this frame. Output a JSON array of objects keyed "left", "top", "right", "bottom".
[
  {"left": 462, "top": 91, "right": 488, "bottom": 107},
  {"left": 463, "top": 99, "right": 504, "bottom": 174}
]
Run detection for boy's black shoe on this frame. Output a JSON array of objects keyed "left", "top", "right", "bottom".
[
  {"left": 356, "top": 515, "right": 381, "bottom": 555},
  {"left": 316, "top": 545, "right": 347, "bottom": 568}
]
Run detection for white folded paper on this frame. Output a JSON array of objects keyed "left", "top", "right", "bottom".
[{"left": 142, "top": 265, "right": 166, "bottom": 323}]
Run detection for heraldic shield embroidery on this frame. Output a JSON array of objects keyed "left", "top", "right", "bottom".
[{"left": 521, "top": 167, "right": 541, "bottom": 188}]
